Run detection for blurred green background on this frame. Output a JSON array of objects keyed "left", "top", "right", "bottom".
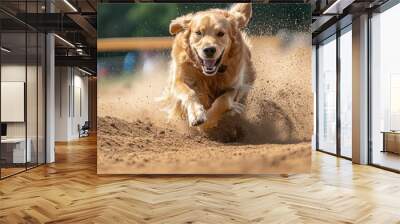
[
  {"left": 97, "top": 3, "right": 310, "bottom": 80},
  {"left": 98, "top": 3, "right": 311, "bottom": 38}
]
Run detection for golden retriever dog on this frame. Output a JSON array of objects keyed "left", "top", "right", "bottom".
[{"left": 160, "top": 3, "right": 256, "bottom": 129}]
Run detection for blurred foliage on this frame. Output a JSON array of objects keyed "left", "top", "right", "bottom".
[{"left": 98, "top": 3, "right": 310, "bottom": 38}]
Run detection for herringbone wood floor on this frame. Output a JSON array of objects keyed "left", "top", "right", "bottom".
[{"left": 0, "top": 135, "right": 400, "bottom": 224}]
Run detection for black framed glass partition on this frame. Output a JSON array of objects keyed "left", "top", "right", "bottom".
[
  {"left": 370, "top": 2, "right": 400, "bottom": 172},
  {"left": 0, "top": 25, "right": 28, "bottom": 178},
  {"left": 315, "top": 24, "right": 353, "bottom": 159},
  {"left": 0, "top": 1, "right": 46, "bottom": 179}
]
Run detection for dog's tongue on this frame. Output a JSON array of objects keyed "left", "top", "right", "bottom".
[{"left": 203, "top": 59, "right": 216, "bottom": 67}]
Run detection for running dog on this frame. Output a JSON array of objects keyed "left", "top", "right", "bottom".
[{"left": 160, "top": 3, "right": 256, "bottom": 129}]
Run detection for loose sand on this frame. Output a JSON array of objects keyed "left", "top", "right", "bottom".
[
  {"left": 97, "top": 116, "right": 310, "bottom": 174},
  {"left": 98, "top": 35, "right": 312, "bottom": 174}
]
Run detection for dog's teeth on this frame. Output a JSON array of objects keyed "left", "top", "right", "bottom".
[{"left": 205, "top": 66, "right": 215, "bottom": 72}]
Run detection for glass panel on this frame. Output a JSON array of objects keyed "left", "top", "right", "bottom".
[
  {"left": 371, "top": 4, "right": 400, "bottom": 171},
  {"left": 38, "top": 32, "right": 45, "bottom": 165},
  {"left": 340, "top": 27, "right": 352, "bottom": 158},
  {"left": 1, "top": 26, "right": 27, "bottom": 177},
  {"left": 318, "top": 35, "right": 337, "bottom": 154},
  {"left": 27, "top": 30, "right": 38, "bottom": 169},
  {"left": 26, "top": 1, "right": 39, "bottom": 169}
]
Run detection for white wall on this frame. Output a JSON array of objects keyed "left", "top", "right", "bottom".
[
  {"left": 54, "top": 67, "right": 89, "bottom": 141},
  {"left": 1, "top": 82, "right": 25, "bottom": 122},
  {"left": 55, "top": 67, "right": 70, "bottom": 141},
  {"left": 1, "top": 65, "right": 37, "bottom": 138},
  {"left": 72, "top": 73, "right": 89, "bottom": 138},
  {"left": 1, "top": 65, "right": 26, "bottom": 133}
]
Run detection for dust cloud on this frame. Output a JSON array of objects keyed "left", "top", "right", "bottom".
[{"left": 98, "top": 34, "right": 312, "bottom": 174}]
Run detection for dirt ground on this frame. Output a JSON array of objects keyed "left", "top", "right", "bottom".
[
  {"left": 97, "top": 116, "right": 310, "bottom": 174},
  {"left": 98, "top": 35, "right": 312, "bottom": 174}
]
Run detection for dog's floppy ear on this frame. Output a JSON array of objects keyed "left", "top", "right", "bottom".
[
  {"left": 229, "top": 3, "right": 252, "bottom": 29},
  {"left": 169, "top": 13, "right": 193, "bottom": 35}
]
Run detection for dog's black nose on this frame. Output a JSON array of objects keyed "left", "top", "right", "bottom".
[{"left": 203, "top": 47, "right": 216, "bottom": 58}]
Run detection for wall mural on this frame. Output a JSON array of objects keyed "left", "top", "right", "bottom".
[{"left": 97, "top": 3, "right": 312, "bottom": 174}]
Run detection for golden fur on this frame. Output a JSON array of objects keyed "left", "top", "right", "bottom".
[{"left": 160, "top": 3, "right": 256, "bottom": 129}]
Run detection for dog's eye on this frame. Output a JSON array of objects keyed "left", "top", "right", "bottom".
[
  {"left": 217, "top": 31, "right": 225, "bottom": 37},
  {"left": 195, "top": 31, "right": 202, "bottom": 36}
]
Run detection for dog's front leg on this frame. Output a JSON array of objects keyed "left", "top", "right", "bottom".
[
  {"left": 174, "top": 80, "right": 207, "bottom": 127},
  {"left": 203, "top": 89, "right": 245, "bottom": 129}
]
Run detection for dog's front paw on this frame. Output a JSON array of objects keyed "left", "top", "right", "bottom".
[
  {"left": 228, "top": 102, "right": 245, "bottom": 116},
  {"left": 187, "top": 103, "right": 207, "bottom": 127}
]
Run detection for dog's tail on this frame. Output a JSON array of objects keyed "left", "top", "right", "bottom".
[
  {"left": 155, "top": 91, "right": 183, "bottom": 122},
  {"left": 155, "top": 62, "right": 185, "bottom": 122}
]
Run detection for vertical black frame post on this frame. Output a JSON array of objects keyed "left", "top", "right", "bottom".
[
  {"left": 367, "top": 10, "right": 373, "bottom": 165},
  {"left": 24, "top": 0, "right": 28, "bottom": 171},
  {"left": 44, "top": 0, "right": 48, "bottom": 165},
  {"left": 316, "top": 44, "right": 320, "bottom": 151},
  {"left": 36, "top": 0, "right": 39, "bottom": 168},
  {"left": 336, "top": 28, "right": 341, "bottom": 157}
]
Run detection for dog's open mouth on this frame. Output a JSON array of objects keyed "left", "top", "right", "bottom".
[{"left": 196, "top": 50, "right": 224, "bottom": 76}]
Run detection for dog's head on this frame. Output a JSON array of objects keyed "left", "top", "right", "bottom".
[{"left": 169, "top": 3, "right": 252, "bottom": 76}]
